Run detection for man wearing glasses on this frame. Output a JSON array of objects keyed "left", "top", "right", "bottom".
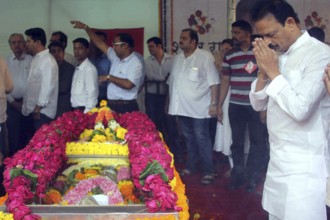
[{"left": 71, "top": 21, "right": 143, "bottom": 113}]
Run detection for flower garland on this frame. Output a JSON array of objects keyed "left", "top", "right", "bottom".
[
  {"left": 61, "top": 176, "right": 123, "bottom": 205},
  {"left": 118, "top": 112, "right": 188, "bottom": 218},
  {"left": 3, "top": 110, "right": 95, "bottom": 220},
  {"left": 2, "top": 105, "right": 188, "bottom": 219}
]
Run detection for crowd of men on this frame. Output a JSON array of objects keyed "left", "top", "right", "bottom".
[{"left": 0, "top": 0, "right": 329, "bottom": 219}]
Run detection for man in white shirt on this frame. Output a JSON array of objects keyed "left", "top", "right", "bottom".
[
  {"left": 70, "top": 38, "right": 98, "bottom": 113},
  {"left": 167, "top": 28, "right": 220, "bottom": 184},
  {"left": 22, "top": 27, "right": 59, "bottom": 131},
  {"left": 249, "top": 1, "right": 330, "bottom": 219},
  {"left": 71, "top": 20, "right": 143, "bottom": 114},
  {"left": 6, "top": 33, "right": 33, "bottom": 156},
  {"left": 50, "top": 31, "right": 77, "bottom": 66}
]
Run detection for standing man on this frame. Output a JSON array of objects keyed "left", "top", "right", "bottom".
[
  {"left": 6, "top": 33, "right": 33, "bottom": 156},
  {"left": 145, "top": 37, "right": 173, "bottom": 135},
  {"left": 89, "top": 31, "right": 111, "bottom": 104},
  {"left": 218, "top": 20, "right": 267, "bottom": 192},
  {"left": 22, "top": 27, "right": 59, "bottom": 131},
  {"left": 250, "top": 1, "right": 330, "bottom": 219},
  {"left": 168, "top": 28, "right": 219, "bottom": 184},
  {"left": 0, "top": 58, "right": 13, "bottom": 160},
  {"left": 48, "top": 41, "right": 75, "bottom": 118},
  {"left": 50, "top": 31, "right": 77, "bottom": 66},
  {"left": 70, "top": 38, "right": 98, "bottom": 113},
  {"left": 0, "top": 58, "right": 13, "bottom": 197},
  {"left": 71, "top": 21, "right": 143, "bottom": 114}
]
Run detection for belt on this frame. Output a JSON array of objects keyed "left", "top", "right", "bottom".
[
  {"left": 14, "top": 98, "right": 23, "bottom": 103},
  {"left": 107, "top": 99, "right": 136, "bottom": 105},
  {"left": 72, "top": 106, "right": 85, "bottom": 111}
]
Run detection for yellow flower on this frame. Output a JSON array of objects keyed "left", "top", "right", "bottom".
[
  {"left": 91, "top": 134, "right": 107, "bottom": 143},
  {"left": 100, "top": 100, "right": 107, "bottom": 107},
  {"left": 0, "top": 211, "right": 13, "bottom": 220},
  {"left": 116, "top": 127, "right": 127, "bottom": 140}
]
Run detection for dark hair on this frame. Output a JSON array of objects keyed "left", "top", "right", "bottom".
[
  {"left": 48, "top": 41, "right": 64, "bottom": 51},
  {"left": 232, "top": 20, "right": 252, "bottom": 34},
  {"left": 147, "top": 37, "right": 163, "bottom": 49},
  {"left": 250, "top": 34, "right": 263, "bottom": 42},
  {"left": 51, "top": 31, "right": 68, "bottom": 47},
  {"left": 115, "top": 33, "right": 134, "bottom": 48},
  {"left": 221, "top": 38, "right": 234, "bottom": 47},
  {"left": 307, "top": 27, "right": 325, "bottom": 43},
  {"left": 72, "top": 37, "right": 89, "bottom": 48},
  {"left": 25, "top": 27, "right": 47, "bottom": 46},
  {"left": 250, "top": 0, "right": 300, "bottom": 26},
  {"left": 182, "top": 28, "right": 199, "bottom": 44},
  {"left": 95, "top": 31, "right": 107, "bottom": 41}
]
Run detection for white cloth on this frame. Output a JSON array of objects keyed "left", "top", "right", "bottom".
[
  {"left": 213, "top": 87, "right": 250, "bottom": 157},
  {"left": 167, "top": 48, "right": 220, "bottom": 118},
  {"left": 106, "top": 48, "right": 143, "bottom": 100},
  {"left": 249, "top": 31, "right": 330, "bottom": 220},
  {"left": 145, "top": 53, "right": 173, "bottom": 94},
  {"left": 22, "top": 49, "right": 58, "bottom": 119},
  {"left": 6, "top": 53, "right": 32, "bottom": 102},
  {"left": 71, "top": 58, "right": 98, "bottom": 113}
]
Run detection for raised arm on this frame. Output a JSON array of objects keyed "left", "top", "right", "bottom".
[{"left": 71, "top": 21, "right": 109, "bottom": 55}]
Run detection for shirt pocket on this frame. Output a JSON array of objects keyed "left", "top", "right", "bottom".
[
  {"left": 188, "top": 67, "right": 200, "bottom": 82},
  {"left": 73, "top": 80, "right": 85, "bottom": 94}
]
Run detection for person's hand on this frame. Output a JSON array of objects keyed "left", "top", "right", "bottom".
[
  {"left": 71, "top": 20, "right": 88, "bottom": 29},
  {"left": 209, "top": 104, "right": 218, "bottom": 117},
  {"left": 324, "top": 64, "right": 330, "bottom": 95},
  {"left": 99, "top": 75, "right": 108, "bottom": 84},
  {"left": 252, "top": 38, "right": 280, "bottom": 80},
  {"left": 10, "top": 101, "right": 22, "bottom": 112},
  {"left": 217, "top": 107, "right": 223, "bottom": 124}
]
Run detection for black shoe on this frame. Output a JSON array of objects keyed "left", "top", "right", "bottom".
[{"left": 227, "top": 177, "right": 243, "bottom": 190}]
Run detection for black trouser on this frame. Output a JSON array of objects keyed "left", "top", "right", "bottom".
[
  {"left": 107, "top": 100, "right": 139, "bottom": 114},
  {"left": 228, "top": 103, "right": 268, "bottom": 180}
]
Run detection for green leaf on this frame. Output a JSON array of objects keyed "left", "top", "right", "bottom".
[{"left": 139, "top": 160, "right": 168, "bottom": 186}]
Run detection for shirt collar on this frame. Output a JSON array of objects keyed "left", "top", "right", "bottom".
[
  {"left": 11, "top": 53, "right": 28, "bottom": 61},
  {"left": 35, "top": 49, "right": 49, "bottom": 58},
  {"left": 284, "top": 30, "right": 308, "bottom": 55},
  {"left": 76, "top": 58, "right": 89, "bottom": 70}
]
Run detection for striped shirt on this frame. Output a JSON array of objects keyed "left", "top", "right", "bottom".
[{"left": 222, "top": 46, "right": 258, "bottom": 105}]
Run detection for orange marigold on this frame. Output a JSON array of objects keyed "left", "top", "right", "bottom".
[
  {"left": 0, "top": 194, "right": 7, "bottom": 206},
  {"left": 75, "top": 172, "right": 86, "bottom": 180},
  {"left": 44, "top": 189, "right": 62, "bottom": 204}
]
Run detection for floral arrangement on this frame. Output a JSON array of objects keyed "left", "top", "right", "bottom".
[
  {"left": 3, "top": 110, "right": 95, "bottom": 220},
  {"left": 61, "top": 176, "right": 124, "bottom": 205},
  {"left": 118, "top": 112, "right": 189, "bottom": 219},
  {"left": 1, "top": 102, "right": 189, "bottom": 220}
]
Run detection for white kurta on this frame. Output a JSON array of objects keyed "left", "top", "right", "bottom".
[{"left": 250, "top": 31, "right": 330, "bottom": 220}]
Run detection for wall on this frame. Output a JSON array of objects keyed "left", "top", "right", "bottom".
[{"left": 0, "top": 0, "right": 159, "bottom": 57}]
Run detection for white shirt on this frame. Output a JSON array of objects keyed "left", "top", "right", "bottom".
[
  {"left": 145, "top": 53, "right": 173, "bottom": 94},
  {"left": 168, "top": 48, "right": 220, "bottom": 118},
  {"left": 6, "top": 53, "right": 33, "bottom": 102},
  {"left": 71, "top": 58, "right": 98, "bottom": 113},
  {"left": 22, "top": 49, "right": 59, "bottom": 119},
  {"left": 250, "top": 31, "right": 330, "bottom": 220},
  {"left": 107, "top": 48, "right": 143, "bottom": 100}
]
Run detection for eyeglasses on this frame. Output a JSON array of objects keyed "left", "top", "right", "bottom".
[{"left": 112, "top": 42, "right": 125, "bottom": 46}]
